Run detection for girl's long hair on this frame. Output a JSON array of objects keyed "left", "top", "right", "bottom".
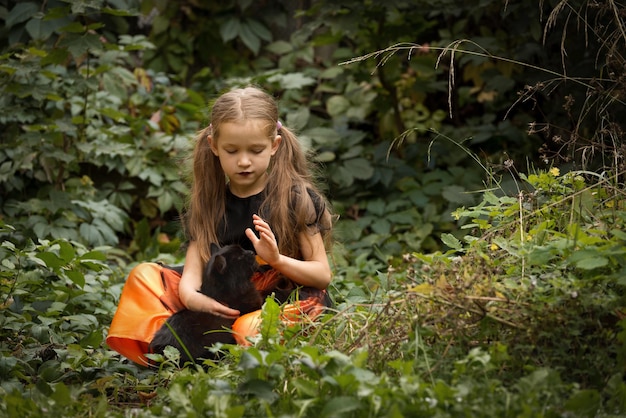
[{"left": 185, "top": 86, "right": 333, "bottom": 264}]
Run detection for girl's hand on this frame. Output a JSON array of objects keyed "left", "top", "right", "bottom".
[
  {"left": 245, "top": 214, "right": 280, "bottom": 265},
  {"left": 179, "top": 241, "right": 240, "bottom": 319},
  {"left": 184, "top": 290, "right": 240, "bottom": 319}
]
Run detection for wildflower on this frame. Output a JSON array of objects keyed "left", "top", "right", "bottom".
[
  {"left": 549, "top": 167, "right": 560, "bottom": 177},
  {"left": 490, "top": 243, "right": 499, "bottom": 251}
]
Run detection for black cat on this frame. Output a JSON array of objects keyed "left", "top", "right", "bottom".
[{"left": 149, "top": 243, "right": 263, "bottom": 364}]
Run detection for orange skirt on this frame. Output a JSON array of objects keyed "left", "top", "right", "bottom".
[{"left": 106, "top": 262, "right": 330, "bottom": 366}]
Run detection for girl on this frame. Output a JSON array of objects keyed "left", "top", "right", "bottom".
[{"left": 106, "top": 86, "right": 334, "bottom": 366}]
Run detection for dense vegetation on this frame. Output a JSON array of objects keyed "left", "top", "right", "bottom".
[{"left": 1, "top": 0, "right": 625, "bottom": 416}]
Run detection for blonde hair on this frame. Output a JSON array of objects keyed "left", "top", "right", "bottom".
[{"left": 185, "top": 86, "right": 333, "bottom": 264}]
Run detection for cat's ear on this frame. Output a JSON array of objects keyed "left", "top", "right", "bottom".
[
  {"left": 210, "top": 242, "right": 220, "bottom": 254},
  {"left": 214, "top": 255, "right": 227, "bottom": 274}
]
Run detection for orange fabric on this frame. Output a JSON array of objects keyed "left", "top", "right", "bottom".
[
  {"left": 232, "top": 311, "right": 263, "bottom": 346},
  {"left": 159, "top": 268, "right": 186, "bottom": 312},
  {"left": 231, "top": 299, "right": 327, "bottom": 346},
  {"left": 106, "top": 262, "right": 331, "bottom": 366},
  {"left": 106, "top": 263, "right": 180, "bottom": 366}
]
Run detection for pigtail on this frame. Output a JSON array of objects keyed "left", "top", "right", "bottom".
[
  {"left": 185, "top": 125, "right": 226, "bottom": 264},
  {"left": 263, "top": 125, "right": 333, "bottom": 259}
]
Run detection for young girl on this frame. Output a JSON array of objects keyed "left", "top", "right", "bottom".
[{"left": 106, "top": 86, "right": 334, "bottom": 366}]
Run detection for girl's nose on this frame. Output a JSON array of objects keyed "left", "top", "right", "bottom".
[{"left": 238, "top": 154, "right": 251, "bottom": 167}]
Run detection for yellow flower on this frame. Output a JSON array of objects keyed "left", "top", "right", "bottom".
[
  {"left": 549, "top": 167, "right": 560, "bottom": 177},
  {"left": 490, "top": 243, "right": 499, "bottom": 251}
]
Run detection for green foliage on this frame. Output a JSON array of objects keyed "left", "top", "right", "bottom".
[
  {"left": 0, "top": 219, "right": 123, "bottom": 398},
  {"left": 138, "top": 0, "right": 283, "bottom": 81},
  {"left": 405, "top": 168, "right": 626, "bottom": 389},
  {"left": 135, "top": 345, "right": 593, "bottom": 417},
  {"left": 1, "top": 1, "right": 625, "bottom": 417},
  {"left": 0, "top": 1, "right": 199, "bottom": 254}
]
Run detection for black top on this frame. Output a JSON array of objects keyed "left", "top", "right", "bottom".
[
  {"left": 218, "top": 188, "right": 265, "bottom": 252},
  {"left": 216, "top": 186, "right": 327, "bottom": 253}
]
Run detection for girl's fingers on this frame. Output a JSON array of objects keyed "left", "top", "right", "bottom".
[
  {"left": 210, "top": 299, "right": 240, "bottom": 318},
  {"left": 196, "top": 294, "right": 240, "bottom": 318},
  {"left": 260, "top": 231, "right": 275, "bottom": 242},
  {"left": 245, "top": 227, "right": 259, "bottom": 242}
]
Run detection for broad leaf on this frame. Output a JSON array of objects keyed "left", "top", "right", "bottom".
[
  {"left": 576, "top": 256, "right": 608, "bottom": 270},
  {"left": 344, "top": 158, "right": 374, "bottom": 180},
  {"left": 239, "top": 22, "right": 260, "bottom": 54},
  {"left": 220, "top": 17, "right": 240, "bottom": 42},
  {"left": 441, "top": 233, "right": 462, "bottom": 250},
  {"left": 6, "top": 2, "right": 38, "bottom": 28}
]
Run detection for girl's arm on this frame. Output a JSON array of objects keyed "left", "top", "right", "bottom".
[
  {"left": 178, "top": 241, "right": 241, "bottom": 318},
  {"left": 245, "top": 215, "right": 332, "bottom": 289}
]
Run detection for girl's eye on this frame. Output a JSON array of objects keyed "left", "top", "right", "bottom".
[{"left": 252, "top": 149, "right": 264, "bottom": 154}]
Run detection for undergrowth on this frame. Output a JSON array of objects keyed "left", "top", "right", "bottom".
[{"left": 1, "top": 167, "right": 625, "bottom": 417}]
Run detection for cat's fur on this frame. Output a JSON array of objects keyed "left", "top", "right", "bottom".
[{"left": 149, "top": 243, "right": 263, "bottom": 364}]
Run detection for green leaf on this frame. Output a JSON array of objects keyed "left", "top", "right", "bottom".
[
  {"left": 320, "top": 66, "right": 344, "bottom": 79},
  {"left": 320, "top": 396, "right": 361, "bottom": 416},
  {"left": 65, "top": 269, "right": 85, "bottom": 288},
  {"left": 246, "top": 19, "right": 272, "bottom": 42},
  {"left": 371, "top": 218, "right": 391, "bottom": 234},
  {"left": 237, "top": 378, "right": 278, "bottom": 402},
  {"left": 527, "top": 247, "right": 554, "bottom": 266},
  {"left": 266, "top": 40, "right": 293, "bottom": 55},
  {"left": 92, "top": 219, "right": 118, "bottom": 244},
  {"left": 79, "top": 223, "right": 104, "bottom": 246},
  {"left": 238, "top": 351, "right": 261, "bottom": 370},
  {"left": 36, "top": 251, "right": 63, "bottom": 271},
  {"left": 40, "top": 48, "right": 70, "bottom": 66},
  {"left": 239, "top": 22, "right": 261, "bottom": 54},
  {"left": 25, "top": 18, "right": 46, "bottom": 40},
  {"left": 333, "top": 166, "right": 354, "bottom": 187},
  {"left": 139, "top": 168, "right": 163, "bottom": 186},
  {"left": 286, "top": 106, "right": 310, "bottom": 131},
  {"left": 2, "top": 258, "right": 16, "bottom": 269},
  {"left": 315, "top": 151, "right": 335, "bottom": 162},
  {"left": 442, "top": 185, "right": 474, "bottom": 204},
  {"left": 151, "top": 15, "right": 169, "bottom": 35},
  {"left": 366, "top": 200, "right": 386, "bottom": 216},
  {"left": 59, "top": 21, "right": 86, "bottom": 33},
  {"left": 292, "top": 378, "right": 318, "bottom": 397},
  {"left": 563, "top": 389, "right": 601, "bottom": 418},
  {"left": 78, "top": 250, "right": 107, "bottom": 261},
  {"left": 575, "top": 256, "right": 608, "bottom": 270},
  {"left": 59, "top": 33, "right": 103, "bottom": 57},
  {"left": 220, "top": 17, "right": 240, "bottom": 42},
  {"left": 341, "top": 145, "right": 364, "bottom": 160},
  {"left": 57, "top": 240, "right": 76, "bottom": 263},
  {"left": 268, "top": 72, "right": 317, "bottom": 90},
  {"left": 102, "top": 7, "right": 137, "bottom": 17},
  {"left": 157, "top": 190, "right": 175, "bottom": 213},
  {"left": 343, "top": 158, "right": 374, "bottom": 180},
  {"left": 6, "top": 2, "right": 38, "bottom": 28},
  {"left": 326, "top": 95, "right": 350, "bottom": 117},
  {"left": 611, "top": 229, "right": 626, "bottom": 241},
  {"left": 441, "top": 233, "right": 462, "bottom": 250}
]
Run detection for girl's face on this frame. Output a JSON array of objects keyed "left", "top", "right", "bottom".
[{"left": 209, "top": 119, "right": 281, "bottom": 197}]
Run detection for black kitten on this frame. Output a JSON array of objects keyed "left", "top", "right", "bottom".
[{"left": 149, "top": 243, "right": 263, "bottom": 364}]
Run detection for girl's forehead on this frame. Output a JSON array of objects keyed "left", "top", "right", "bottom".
[
  {"left": 216, "top": 119, "right": 272, "bottom": 144},
  {"left": 220, "top": 119, "right": 267, "bottom": 131}
]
